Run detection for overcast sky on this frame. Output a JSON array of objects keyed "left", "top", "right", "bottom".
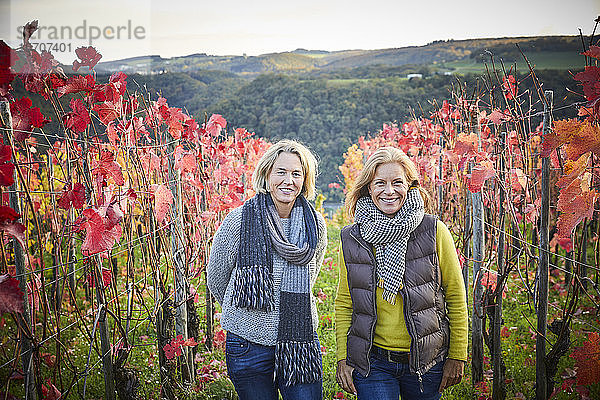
[{"left": 1, "top": 0, "right": 599, "bottom": 64}]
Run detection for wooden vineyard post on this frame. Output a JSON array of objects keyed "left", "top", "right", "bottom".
[
  {"left": 205, "top": 274, "right": 214, "bottom": 351},
  {"left": 537, "top": 90, "right": 553, "bottom": 400},
  {"left": 463, "top": 174, "right": 471, "bottom": 302},
  {"left": 169, "top": 140, "right": 194, "bottom": 383},
  {"left": 492, "top": 132, "right": 506, "bottom": 400},
  {"left": 94, "top": 258, "right": 116, "bottom": 400},
  {"left": 1, "top": 101, "right": 37, "bottom": 399},
  {"left": 471, "top": 111, "right": 485, "bottom": 384}
]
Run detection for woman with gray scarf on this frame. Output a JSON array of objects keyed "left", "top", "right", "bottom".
[
  {"left": 207, "top": 140, "right": 327, "bottom": 400},
  {"left": 335, "top": 147, "right": 468, "bottom": 399}
]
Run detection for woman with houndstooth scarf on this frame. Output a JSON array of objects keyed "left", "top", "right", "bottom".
[{"left": 335, "top": 147, "right": 468, "bottom": 400}]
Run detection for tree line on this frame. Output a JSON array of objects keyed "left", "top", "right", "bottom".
[{"left": 13, "top": 65, "right": 581, "bottom": 201}]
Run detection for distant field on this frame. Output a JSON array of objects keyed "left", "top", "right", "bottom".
[
  {"left": 325, "top": 78, "right": 369, "bottom": 87},
  {"left": 325, "top": 76, "right": 410, "bottom": 87},
  {"left": 442, "top": 51, "right": 583, "bottom": 74},
  {"left": 303, "top": 53, "right": 330, "bottom": 59}
]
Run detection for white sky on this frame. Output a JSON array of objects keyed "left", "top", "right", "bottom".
[{"left": 1, "top": 0, "right": 599, "bottom": 64}]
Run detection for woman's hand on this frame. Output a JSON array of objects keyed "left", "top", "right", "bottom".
[
  {"left": 336, "top": 359, "right": 356, "bottom": 394},
  {"left": 438, "top": 358, "right": 465, "bottom": 392}
]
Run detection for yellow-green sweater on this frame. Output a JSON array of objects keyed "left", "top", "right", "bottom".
[{"left": 335, "top": 220, "right": 468, "bottom": 362}]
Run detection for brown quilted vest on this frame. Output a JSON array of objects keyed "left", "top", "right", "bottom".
[{"left": 340, "top": 214, "right": 449, "bottom": 378}]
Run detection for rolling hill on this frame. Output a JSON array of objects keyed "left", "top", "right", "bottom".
[{"left": 95, "top": 35, "right": 583, "bottom": 76}]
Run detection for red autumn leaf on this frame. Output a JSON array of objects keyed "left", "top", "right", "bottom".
[
  {"left": 174, "top": 145, "right": 197, "bottom": 173},
  {"left": 63, "top": 98, "right": 91, "bottom": 133},
  {"left": 139, "top": 151, "right": 161, "bottom": 177},
  {"left": 557, "top": 237, "right": 573, "bottom": 252},
  {"left": 200, "top": 211, "right": 217, "bottom": 222},
  {"left": 109, "top": 71, "right": 127, "bottom": 90},
  {"left": 0, "top": 274, "right": 24, "bottom": 314},
  {"left": 468, "top": 160, "right": 495, "bottom": 193},
  {"left": 571, "top": 331, "right": 600, "bottom": 386},
  {"left": 77, "top": 208, "right": 122, "bottom": 256},
  {"left": 10, "top": 97, "right": 50, "bottom": 141},
  {"left": 0, "top": 205, "right": 26, "bottom": 249},
  {"left": 500, "top": 326, "right": 510, "bottom": 338},
  {"left": 0, "top": 40, "right": 19, "bottom": 101},
  {"left": 163, "top": 342, "right": 182, "bottom": 360},
  {"left": 481, "top": 270, "right": 498, "bottom": 291},
  {"left": 163, "top": 343, "right": 175, "bottom": 359},
  {"left": 559, "top": 171, "right": 594, "bottom": 208},
  {"left": 523, "top": 199, "right": 540, "bottom": 225},
  {"left": 0, "top": 40, "right": 19, "bottom": 70},
  {"left": 574, "top": 66, "right": 600, "bottom": 102},
  {"left": 87, "top": 268, "right": 113, "bottom": 288},
  {"left": 173, "top": 334, "right": 184, "bottom": 346},
  {"left": 503, "top": 75, "right": 518, "bottom": 100},
  {"left": 564, "top": 120, "right": 600, "bottom": 160},
  {"left": 41, "top": 353, "right": 56, "bottom": 367},
  {"left": 205, "top": 114, "right": 227, "bottom": 136},
  {"left": 166, "top": 107, "right": 187, "bottom": 139},
  {"left": 582, "top": 45, "right": 600, "bottom": 60},
  {"left": 452, "top": 133, "right": 478, "bottom": 157},
  {"left": 99, "top": 71, "right": 128, "bottom": 104},
  {"left": 48, "top": 73, "right": 66, "bottom": 90},
  {"left": 126, "top": 188, "right": 137, "bottom": 203},
  {"left": 41, "top": 380, "right": 61, "bottom": 400},
  {"left": 72, "top": 46, "right": 102, "bottom": 71},
  {"left": 93, "top": 102, "right": 120, "bottom": 125},
  {"left": 556, "top": 154, "right": 590, "bottom": 189},
  {"left": 0, "top": 144, "right": 15, "bottom": 187},
  {"left": 183, "top": 117, "right": 199, "bottom": 142},
  {"left": 56, "top": 74, "right": 96, "bottom": 97},
  {"left": 153, "top": 184, "right": 173, "bottom": 224},
  {"left": 556, "top": 175, "right": 598, "bottom": 238},
  {"left": 557, "top": 195, "right": 597, "bottom": 239},
  {"left": 234, "top": 127, "right": 253, "bottom": 143},
  {"left": 183, "top": 337, "right": 198, "bottom": 347},
  {"left": 488, "top": 110, "right": 509, "bottom": 125},
  {"left": 105, "top": 121, "right": 120, "bottom": 147},
  {"left": 57, "top": 182, "right": 86, "bottom": 210},
  {"left": 91, "top": 150, "right": 124, "bottom": 186},
  {"left": 541, "top": 119, "right": 578, "bottom": 158},
  {"left": 0, "top": 206, "right": 21, "bottom": 224},
  {"left": 213, "top": 329, "right": 226, "bottom": 348}
]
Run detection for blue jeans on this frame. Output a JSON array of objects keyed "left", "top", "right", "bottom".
[
  {"left": 352, "top": 353, "right": 444, "bottom": 400},
  {"left": 225, "top": 332, "right": 323, "bottom": 400}
]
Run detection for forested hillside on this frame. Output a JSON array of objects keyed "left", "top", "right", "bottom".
[{"left": 13, "top": 36, "right": 584, "bottom": 201}]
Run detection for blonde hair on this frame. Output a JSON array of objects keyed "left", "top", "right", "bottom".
[
  {"left": 345, "top": 146, "right": 432, "bottom": 217},
  {"left": 252, "top": 139, "right": 319, "bottom": 200}
]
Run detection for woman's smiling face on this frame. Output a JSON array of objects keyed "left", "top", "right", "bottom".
[
  {"left": 268, "top": 152, "right": 304, "bottom": 214},
  {"left": 368, "top": 162, "right": 408, "bottom": 217}
]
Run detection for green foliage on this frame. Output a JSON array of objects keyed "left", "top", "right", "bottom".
[{"left": 193, "top": 217, "right": 599, "bottom": 399}]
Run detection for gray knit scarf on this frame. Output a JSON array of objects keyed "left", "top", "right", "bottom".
[
  {"left": 355, "top": 189, "right": 424, "bottom": 304},
  {"left": 232, "top": 193, "right": 322, "bottom": 386}
]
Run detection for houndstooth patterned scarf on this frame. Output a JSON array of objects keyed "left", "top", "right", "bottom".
[{"left": 355, "top": 189, "right": 424, "bottom": 304}]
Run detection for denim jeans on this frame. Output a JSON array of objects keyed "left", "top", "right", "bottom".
[
  {"left": 352, "top": 353, "right": 444, "bottom": 400},
  {"left": 225, "top": 332, "right": 323, "bottom": 400}
]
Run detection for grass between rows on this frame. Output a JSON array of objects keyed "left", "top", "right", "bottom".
[{"left": 1, "top": 220, "right": 598, "bottom": 399}]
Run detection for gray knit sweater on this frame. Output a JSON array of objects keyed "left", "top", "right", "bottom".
[{"left": 207, "top": 204, "right": 327, "bottom": 346}]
